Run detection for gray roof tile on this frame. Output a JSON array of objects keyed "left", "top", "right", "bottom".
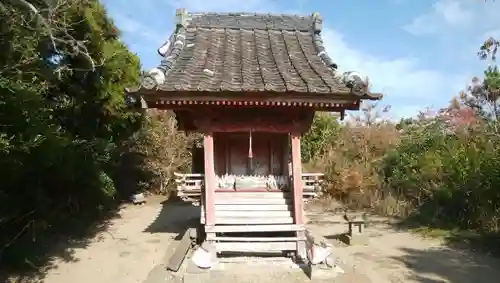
[{"left": 139, "top": 11, "right": 379, "bottom": 99}]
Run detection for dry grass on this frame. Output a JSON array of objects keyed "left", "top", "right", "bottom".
[{"left": 305, "top": 104, "right": 404, "bottom": 214}]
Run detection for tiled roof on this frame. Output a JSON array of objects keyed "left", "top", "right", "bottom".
[{"left": 137, "top": 10, "right": 380, "bottom": 99}]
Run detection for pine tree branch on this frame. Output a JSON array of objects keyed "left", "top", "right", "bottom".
[{"left": 7, "top": 0, "right": 97, "bottom": 70}]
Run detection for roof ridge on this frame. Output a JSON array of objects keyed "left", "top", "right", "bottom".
[
  {"left": 183, "top": 11, "right": 320, "bottom": 32},
  {"left": 188, "top": 11, "right": 315, "bottom": 18}
]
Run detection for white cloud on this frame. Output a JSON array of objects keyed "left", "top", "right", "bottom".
[
  {"left": 166, "top": 0, "right": 274, "bottom": 13},
  {"left": 112, "top": 14, "right": 161, "bottom": 43},
  {"left": 483, "top": 29, "right": 500, "bottom": 40},
  {"left": 403, "top": 0, "right": 500, "bottom": 37},
  {"left": 321, "top": 29, "right": 464, "bottom": 107},
  {"left": 403, "top": 0, "right": 473, "bottom": 35}
]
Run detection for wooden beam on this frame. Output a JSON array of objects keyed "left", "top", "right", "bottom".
[
  {"left": 215, "top": 192, "right": 291, "bottom": 198},
  {"left": 214, "top": 210, "right": 292, "bottom": 217},
  {"left": 166, "top": 228, "right": 193, "bottom": 272},
  {"left": 215, "top": 242, "right": 297, "bottom": 252},
  {"left": 214, "top": 198, "right": 291, "bottom": 205},
  {"left": 283, "top": 134, "right": 290, "bottom": 176},
  {"left": 291, "top": 133, "right": 304, "bottom": 225},
  {"left": 211, "top": 217, "right": 294, "bottom": 225},
  {"left": 214, "top": 204, "right": 292, "bottom": 211},
  {"left": 269, "top": 137, "right": 273, "bottom": 175},
  {"left": 154, "top": 104, "right": 360, "bottom": 113},
  {"left": 208, "top": 236, "right": 302, "bottom": 242},
  {"left": 291, "top": 133, "right": 307, "bottom": 259},
  {"left": 133, "top": 89, "right": 381, "bottom": 102},
  {"left": 224, "top": 135, "right": 230, "bottom": 174},
  {"left": 205, "top": 224, "right": 304, "bottom": 233},
  {"left": 203, "top": 133, "right": 216, "bottom": 226}
]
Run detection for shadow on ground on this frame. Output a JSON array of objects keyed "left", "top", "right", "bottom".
[
  {"left": 308, "top": 204, "right": 500, "bottom": 283},
  {"left": 384, "top": 214, "right": 500, "bottom": 282},
  {"left": 0, "top": 206, "right": 121, "bottom": 283},
  {"left": 1, "top": 197, "right": 201, "bottom": 283},
  {"left": 324, "top": 233, "right": 346, "bottom": 241},
  {"left": 390, "top": 246, "right": 500, "bottom": 283},
  {"left": 143, "top": 197, "right": 201, "bottom": 240},
  {"left": 395, "top": 216, "right": 500, "bottom": 259}
]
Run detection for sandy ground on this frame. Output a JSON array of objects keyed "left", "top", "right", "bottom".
[
  {"left": 306, "top": 205, "right": 500, "bottom": 283},
  {"left": 36, "top": 196, "right": 500, "bottom": 283},
  {"left": 40, "top": 196, "right": 198, "bottom": 283}
]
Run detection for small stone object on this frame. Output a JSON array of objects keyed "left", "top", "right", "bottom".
[
  {"left": 191, "top": 241, "right": 217, "bottom": 269},
  {"left": 309, "top": 244, "right": 331, "bottom": 265},
  {"left": 307, "top": 250, "right": 345, "bottom": 280},
  {"left": 305, "top": 229, "right": 334, "bottom": 265}
]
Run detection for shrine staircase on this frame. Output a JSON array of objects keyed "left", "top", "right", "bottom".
[
  {"left": 173, "top": 173, "right": 323, "bottom": 255},
  {"left": 201, "top": 191, "right": 303, "bottom": 254}
]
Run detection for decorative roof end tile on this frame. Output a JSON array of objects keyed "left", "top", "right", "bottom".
[
  {"left": 175, "top": 8, "right": 189, "bottom": 27},
  {"left": 342, "top": 71, "right": 367, "bottom": 94},
  {"left": 312, "top": 12, "right": 322, "bottom": 33}
]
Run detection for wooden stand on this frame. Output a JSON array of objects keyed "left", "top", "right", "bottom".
[{"left": 341, "top": 219, "right": 368, "bottom": 246}]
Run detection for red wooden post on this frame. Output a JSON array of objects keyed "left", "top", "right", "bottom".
[
  {"left": 291, "top": 133, "right": 303, "bottom": 224},
  {"left": 291, "top": 133, "right": 306, "bottom": 260},
  {"left": 203, "top": 133, "right": 216, "bottom": 226}
]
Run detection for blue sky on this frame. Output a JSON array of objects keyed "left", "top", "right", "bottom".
[{"left": 102, "top": 0, "right": 500, "bottom": 119}]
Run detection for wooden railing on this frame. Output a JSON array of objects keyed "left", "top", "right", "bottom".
[
  {"left": 173, "top": 172, "right": 324, "bottom": 205},
  {"left": 173, "top": 173, "right": 204, "bottom": 202}
]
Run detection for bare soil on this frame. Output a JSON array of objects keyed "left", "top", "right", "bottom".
[{"left": 34, "top": 196, "right": 500, "bottom": 283}]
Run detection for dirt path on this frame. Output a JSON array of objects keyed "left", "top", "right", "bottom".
[
  {"left": 37, "top": 197, "right": 500, "bottom": 283},
  {"left": 40, "top": 196, "right": 196, "bottom": 283},
  {"left": 306, "top": 207, "right": 500, "bottom": 283}
]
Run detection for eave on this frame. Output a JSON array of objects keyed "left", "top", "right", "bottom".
[{"left": 124, "top": 88, "right": 382, "bottom": 112}]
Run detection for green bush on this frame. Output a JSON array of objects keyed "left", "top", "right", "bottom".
[
  {"left": 302, "top": 112, "right": 341, "bottom": 163},
  {"left": 383, "top": 116, "right": 500, "bottom": 232}
]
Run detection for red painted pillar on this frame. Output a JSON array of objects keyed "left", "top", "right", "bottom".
[
  {"left": 291, "top": 133, "right": 303, "bottom": 225},
  {"left": 203, "top": 133, "right": 216, "bottom": 226}
]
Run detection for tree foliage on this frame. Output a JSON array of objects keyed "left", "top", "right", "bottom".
[
  {"left": 304, "top": 98, "right": 500, "bottom": 235},
  {"left": 301, "top": 113, "right": 340, "bottom": 163},
  {"left": 462, "top": 67, "right": 500, "bottom": 121},
  {"left": 123, "top": 110, "right": 200, "bottom": 195},
  {"left": 0, "top": 0, "right": 142, "bottom": 270}
]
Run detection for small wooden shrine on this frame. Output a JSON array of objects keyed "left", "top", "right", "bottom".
[{"left": 126, "top": 9, "right": 381, "bottom": 262}]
